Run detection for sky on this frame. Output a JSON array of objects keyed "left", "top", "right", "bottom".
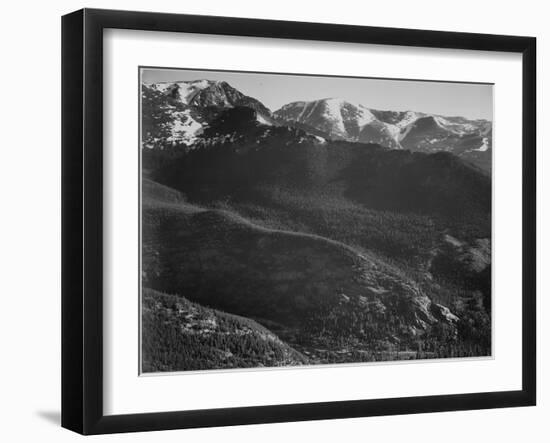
[{"left": 141, "top": 68, "right": 493, "bottom": 121}]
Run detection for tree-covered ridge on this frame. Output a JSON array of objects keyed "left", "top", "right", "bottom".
[
  {"left": 142, "top": 288, "right": 307, "bottom": 372},
  {"left": 141, "top": 178, "right": 490, "bottom": 370}
]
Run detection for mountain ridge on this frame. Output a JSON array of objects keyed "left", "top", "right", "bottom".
[
  {"left": 274, "top": 98, "right": 492, "bottom": 168},
  {"left": 142, "top": 179, "right": 469, "bottom": 364},
  {"left": 142, "top": 79, "right": 492, "bottom": 171}
]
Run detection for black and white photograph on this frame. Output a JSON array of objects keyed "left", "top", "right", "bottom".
[
  {"left": 140, "top": 68, "right": 493, "bottom": 373},
  {"left": 0, "top": 0, "right": 544, "bottom": 439}
]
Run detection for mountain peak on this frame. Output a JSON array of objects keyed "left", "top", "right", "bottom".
[
  {"left": 142, "top": 80, "right": 276, "bottom": 147},
  {"left": 274, "top": 98, "right": 380, "bottom": 142},
  {"left": 273, "top": 98, "right": 490, "bottom": 159}
]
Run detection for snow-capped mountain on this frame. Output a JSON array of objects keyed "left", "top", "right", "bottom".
[
  {"left": 152, "top": 80, "right": 273, "bottom": 117},
  {"left": 141, "top": 80, "right": 492, "bottom": 171},
  {"left": 274, "top": 98, "right": 402, "bottom": 149},
  {"left": 142, "top": 80, "right": 276, "bottom": 147},
  {"left": 273, "top": 98, "right": 491, "bottom": 155}
]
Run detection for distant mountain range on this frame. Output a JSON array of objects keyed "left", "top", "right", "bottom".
[{"left": 142, "top": 79, "right": 492, "bottom": 171}]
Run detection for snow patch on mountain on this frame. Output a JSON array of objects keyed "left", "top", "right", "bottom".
[
  {"left": 433, "top": 115, "right": 479, "bottom": 135},
  {"left": 355, "top": 105, "right": 377, "bottom": 127},
  {"left": 398, "top": 122, "right": 415, "bottom": 142},
  {"left": 323, "top": 99, "right": 348, "bottom": 134},
  {"left": 166, "top": 109, "right": 203, "bottom": 146},
  {"left": 177, "top": 80, "right": 215, "bottom": 104},
  {"left": 314, "top": 135, "right": 326, "bottom": 143},
  {"left": 384, "top": 123, "right": 402, "bottom": 141},
  {"left": 396, "top": 111, "right": 423, "bottom": 129},
  {"left": 151, "top": 80, "right": 217, "bottom": 105},
  {"left": 472, "top": 137, "right": 490, "bottom": 152},
  {"left": 434, "top": 116, "right": 451, "bottom": 128},
  {"left": 256, "top": 114, "right": 272, "bottom": 125},
  {"left": 300, "top": 101, "right": 320, "bottom": 122}
]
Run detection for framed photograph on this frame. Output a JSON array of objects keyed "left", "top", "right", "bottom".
[{"left": 62, "top": 8, "right": 536, "bottom": 435}]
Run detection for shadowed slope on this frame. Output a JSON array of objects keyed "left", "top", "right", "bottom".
[{"left": 142, "top": 180, "right": 466, "bottom": 363}]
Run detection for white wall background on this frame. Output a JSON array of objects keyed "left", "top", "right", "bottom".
[{"left": 0, "top": 0, "right": 546, "bottom": 441}]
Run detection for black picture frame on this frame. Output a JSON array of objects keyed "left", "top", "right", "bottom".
[{"left": 62, "top": 8, "right": 536, "bottom": 435}]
